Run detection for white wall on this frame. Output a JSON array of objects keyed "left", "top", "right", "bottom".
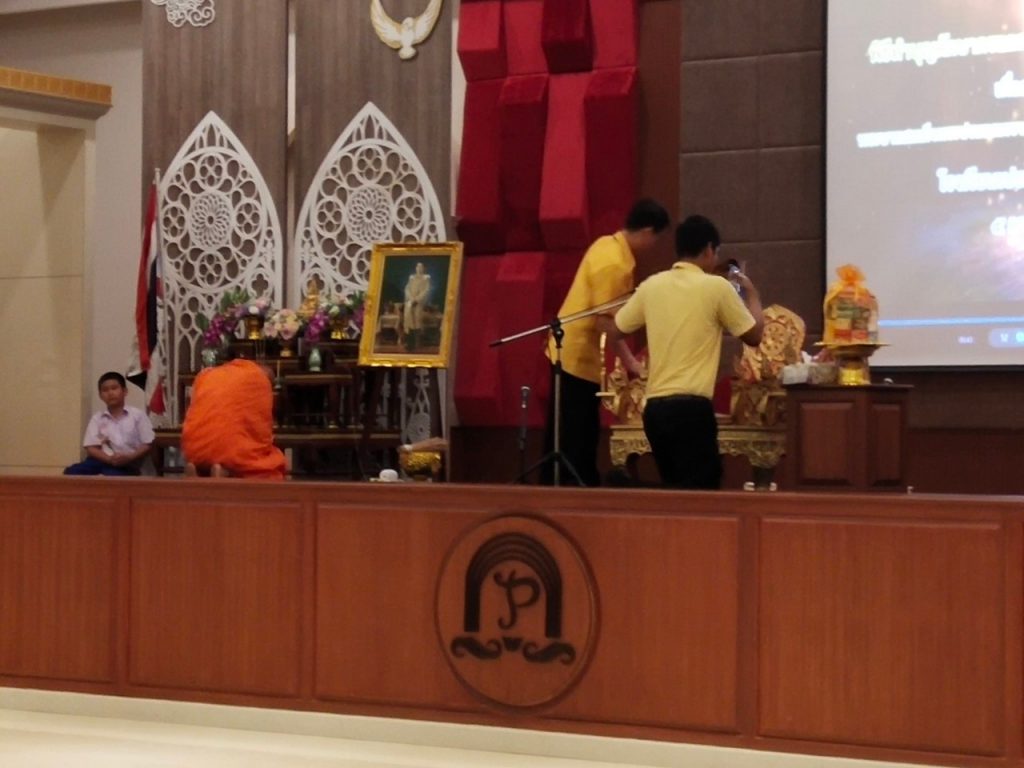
[
  {"left": 0, "top": 119, "right": 86, "bottom": 474},
  {"left": 0, "top": 1, "right": 144, "bottom": 456}
]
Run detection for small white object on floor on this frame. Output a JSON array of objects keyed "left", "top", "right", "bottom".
[{"left": 378, "top": 468, "right": 399, "bottom": 482}]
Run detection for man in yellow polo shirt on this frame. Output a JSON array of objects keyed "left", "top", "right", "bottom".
[
  {"left": 542, "top": 199, "right": 670, "bottom": 486},
  {"left": 613, "top": 215, "right": 764, "bottom": 489}
]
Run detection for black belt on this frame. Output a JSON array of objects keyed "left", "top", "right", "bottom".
[{"left": 647, "top": 394, "right": 710, "bottom": 403}]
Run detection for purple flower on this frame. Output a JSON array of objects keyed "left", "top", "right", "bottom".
[{"left": 304, "top": 308, "right": 329, "bottom": 342}]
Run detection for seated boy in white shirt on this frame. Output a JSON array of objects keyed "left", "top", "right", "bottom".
[{"left": 63, "top": 372, "right": 154, "bottom": 476}]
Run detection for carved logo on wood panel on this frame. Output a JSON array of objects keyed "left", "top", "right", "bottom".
[{"left": 436, "top": 515, "right": 597, "bottom": 710}]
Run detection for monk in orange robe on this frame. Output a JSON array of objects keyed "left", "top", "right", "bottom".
[{"left": 181, "top": 359, "right": 286, "bottom": 479}]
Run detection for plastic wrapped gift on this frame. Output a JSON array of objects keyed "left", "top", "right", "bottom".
[{"left": 823, "top": 265, "right": 879, "bottom": 345}]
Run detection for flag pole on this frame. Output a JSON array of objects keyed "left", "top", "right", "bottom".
[{"left": 153, "top": 167, "right": 175, "bottom": 424}]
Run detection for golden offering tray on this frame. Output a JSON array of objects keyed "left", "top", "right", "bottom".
[
  {"left": 397, "top": 437, "right": 448, "bottom": 481},
  {"left": 815, "top": 342, "right": 888, "bottom": 387},
  {"left": 398, "top": 449, "right": 443, "bottom": 481}
]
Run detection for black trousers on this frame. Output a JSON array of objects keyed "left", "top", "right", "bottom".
[
  {"left": 541, "top": 365, "right": 600, "bottom": 486},
  {"left": 642, "top": 395, "right": 721, "bottom": 490}
]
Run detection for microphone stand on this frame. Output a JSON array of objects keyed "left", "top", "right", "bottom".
[
  {"left": 490, "top": 293, "right": 632, "bottom": 486},
  {"left": 518, "top": 385, "right": 530, "bottom": 479}
]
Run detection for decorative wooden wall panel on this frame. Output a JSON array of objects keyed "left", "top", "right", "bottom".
[
  {"left": 759, "top": 516, "right": 1006, "bottom": 755},
  {"left": 679, "top": 0, "right": 825, "bottom": 337},
  {"left": 0, "top": 495, "right": 118, "bottom": 683},
  {"left": 4, "top": 478, "right": 1024, "bottom": 766},
  {"left": 315, "top": 504, "right": 476, "bottom": 708},
  {"left": 129, "top": 499, "right": 305, "bottom": 696},
  {"left": 554, "top": 513, "right": 740, "bottom": 731},
  {"left": 142, "top": 0, "right": 288, "bottom": 216},
  {"left": 292, "top": 1, "right": 451, "bottom": 441},
  {"left": 906, "top": 428, "right": 1024, "bottom": 495},
  {"left": 294, "top": 0, "right": 452, "bottom": 236}
]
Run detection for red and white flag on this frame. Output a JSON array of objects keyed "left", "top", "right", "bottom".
[{"left": 127, "top": 181, "right": 169, "bottom": 425}]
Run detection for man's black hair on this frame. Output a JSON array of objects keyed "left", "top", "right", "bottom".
[
  {"left": 624, "top": 198, "right": 670, "bottom": 234},
  {"left": 675, "top": 214, "right": 721, "bottom": 258},
  {"left": 98, "top": 371, "right": 127, "bottom": 390}
]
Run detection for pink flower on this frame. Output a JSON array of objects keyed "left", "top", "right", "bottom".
[{"left": 265, "top": 308, "right": 302, "bottom": 340}]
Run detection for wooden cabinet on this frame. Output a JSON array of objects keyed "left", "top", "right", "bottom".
[{"left": 784, "top": 384, "right": 911, "bottom": 491}]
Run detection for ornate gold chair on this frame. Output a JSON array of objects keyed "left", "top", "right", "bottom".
[
  {"left": 600, "top": 305, "right": 804, "bottom": 487},
  {"left": 730, "top": 305, "right": 805, "bottom": 427}
]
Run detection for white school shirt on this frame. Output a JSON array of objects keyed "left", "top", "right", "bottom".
[{"left": 82, "top": 406, "right": 155, "bottom": 455}]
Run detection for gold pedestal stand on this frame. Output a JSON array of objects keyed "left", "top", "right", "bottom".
[
  {"left": 817, "top": 343, "right": 887, "bottom": 386},
  {"left": 243, "top": 315, "right": 264, "bottom": 340}
]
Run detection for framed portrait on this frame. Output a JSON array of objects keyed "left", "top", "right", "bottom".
[{"left": 359, "top": 241, "right": 464, "bottom": 368}]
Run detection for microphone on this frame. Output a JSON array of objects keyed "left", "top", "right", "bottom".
[{"left": 520, "top": 385, "right": 530, "bottom": 410}]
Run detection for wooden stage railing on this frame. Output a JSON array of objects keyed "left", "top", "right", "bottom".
[{"left": 0, "top": 477, "right": 1021, "bottom": 767}]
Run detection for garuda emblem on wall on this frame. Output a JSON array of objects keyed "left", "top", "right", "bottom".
[{"left": 370, "top": 0, "right": 443, "bottom": 60}]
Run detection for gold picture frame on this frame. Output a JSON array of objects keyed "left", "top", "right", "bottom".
[{"left": 358, "top": 241, "right": 464, "bottom": 368}]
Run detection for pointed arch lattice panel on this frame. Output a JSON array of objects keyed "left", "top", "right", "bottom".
[
  {"left": 293, "top": 101, "right": 447, "bottom": 305},
  {"left": 294, "top": 102, "right": 448, "bottom": 443},
  {"left": 158, "top": 111, "right": 283, "bottom": 422}
]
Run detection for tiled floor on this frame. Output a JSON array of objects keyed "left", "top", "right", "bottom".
[{"left": 0, "top": 688, "right": 939, "bottom": 768}]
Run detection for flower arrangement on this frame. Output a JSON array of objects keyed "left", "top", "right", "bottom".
[
  {"left": 196, "top": 288, "right": 247, "bottom": 348},
  {"left": 304, "top": 306, "right": 329, "bottom": 343},
  {"left": 325, "top": 290, "right": 366, "bottom": 338},
  {"left": 198, "top": 311, "right": 237, "bottom": 349},
  {"left": 196, "top": 289, "right": 274, "bottom": 348},
  {"left": 240, "top": 296, "right": 272, "bottom": 320},
  {"left": 264, "top": 308, "right": 303, "bottom": 341}
]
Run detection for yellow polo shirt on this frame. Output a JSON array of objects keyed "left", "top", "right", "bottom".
[
  {"left": 546, "top": 232, "right": 635, "bottom": 383},
  {"left": 614, "top": 261, "right": 754, "bottom": 399}
]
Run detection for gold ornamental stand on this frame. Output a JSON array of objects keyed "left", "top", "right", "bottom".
[{"left": 816, "top": 342, "right": 888, "bottom": 386}]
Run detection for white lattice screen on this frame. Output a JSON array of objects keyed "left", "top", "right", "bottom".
[
  {"left": 293, "top": 101, "right": 448, "bottom": 443},
  {"left": 293, "top": 101, "right": 446, "bottom": 305},
  {"left": 158, "top": 111, "right": 284, "bottom": 422},
  {"left": 158, "top": 104, "right": 446, "bottom": 443}
]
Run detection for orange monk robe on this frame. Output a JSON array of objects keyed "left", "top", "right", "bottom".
[{"left": 181, "top": 359, "right": 286, "bottom": 479}]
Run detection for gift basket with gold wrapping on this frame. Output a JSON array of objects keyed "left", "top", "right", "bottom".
[{"left": 818, "top": 265, "right": 885, "bottom": 385}]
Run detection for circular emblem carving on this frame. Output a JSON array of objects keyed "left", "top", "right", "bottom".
[
  {"left": 188, "top": 190, "right": 232, "bottom": 249},
  {"left": 436, "top": 514, "right": 597, "bottom": 710},
  {"left": 347, "top": 185, "right": 393, "bottom": 245}
]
